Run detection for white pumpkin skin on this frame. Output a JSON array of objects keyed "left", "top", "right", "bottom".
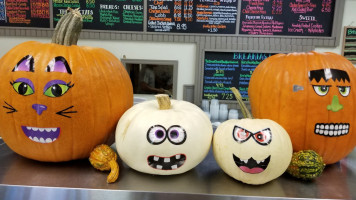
[
  {"left": 213, "top": 118, "right": 292, "bottom": 185},
  {"left": 116, "top": 99, "right": 213, "bottom": 175}
]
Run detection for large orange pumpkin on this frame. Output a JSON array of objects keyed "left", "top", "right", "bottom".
[
  {"left": 248, "top": 51, "right": 356, "bottom": 164},
  {"left": 0, "top": 9, "right": 133, "bottom": 162}
]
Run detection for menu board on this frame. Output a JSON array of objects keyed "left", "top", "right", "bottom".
[
  {"left": 0, "top": 0, "right": 50, "bottom": 27},
  {"left": 342, "top": 27, "right": 356, "bottom": 64},
  {"left": 202, "top": 51, "right": 275, "bottom": 101},
  {"left": 239, "top": 0, "right": 335, "bottom": 36},
  {"left": 147, "top": 0, "right": 238, "bottom": 34},
  {"left": 53, "top": 0, "right": 143, "bottom": 31}
]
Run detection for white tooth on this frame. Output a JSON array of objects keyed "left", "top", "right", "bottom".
[
  {"left": 29, "top": 136, "right": 33, "bottom": 140},
  {"left": 176, "top": 155, "right": 181, "bottom": 159},
  {"left": 51, "top": 128, "right": 57, "bottom": 132},
  {"left": 243, "top": 159, "right": 248, "bottom": 164},
  {"left": 171, "top": 165, "right": 178, "bottom": 169},
  {"left": 33, "top": 137, "right": 39, "bottom": 142},
  {"left": 334, "top": 130, "right": 338, "bottom": 135},
  {"left": 32, "top": 127, "right": 38, "bottom": 131},
  {"left": 40, "top": 137, "right": 45, "bottom": 143},
  {"left": 343, "top": 125, "right": 347, "bottom": 129},
  {"left": 153, "top": 156, "right": 159, "bottom": 161},
  {"left": 156, "top": 165, "right": 163, "bottom": 169},
  {"left": 316, "top": 125, "right": 320, "bottom": 129},
  {"left": 320, "top": 130, "right": 324, "bottom": 134},
  {"left": 330, "top": 125, "right": 334, "bottom": 130},
  {"left": 325, "top": 125, "right": 329, "bottom": 130},
  {"left": 27, "top": 127, "right": 31, "bottom": 130},
  {"left": 45, "top": 128, "right": 52, "bottom": 132},
  {"left": 320, "top": 125, "right": 324, "bottom": 129},
  {"left": 256, "top": 160, "right": 261, "bottom": 164},
  {"left": 324, "top": 130, "right": 329, "bottom": 135},
  {"left": 53, "top": 138, "right": 56, "bottom": 141},
  {"left": 335, "top": 125, "right": 339, "bottom": 130},
  {"left": 315, "top": 129, "right": 319, "bottom": 133},
  {"left": 343, "top": 130, "right": 347, "bottom": 134},
  {"left": 45, "top": 138, "right": 53, "bottom": 143},
  {"left": 338, "top": 130, "right": 342, "bottom": 135},
  {"left": 164, "top": 158, "right": 170, "bottom": 163},
  {"left": 39, "top": 128, "right": 45, "bottom": 132}
]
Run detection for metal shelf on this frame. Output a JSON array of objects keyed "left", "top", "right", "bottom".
[{"left": 0, "top": 139, "right": 355, "bottom": 200}]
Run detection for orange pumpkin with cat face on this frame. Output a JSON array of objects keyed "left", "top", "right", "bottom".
[{"left": 0, "top": 9, "right": 133, "bottom": 162}]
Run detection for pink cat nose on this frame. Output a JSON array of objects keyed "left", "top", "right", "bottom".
[{"left": 32, "top": 104, "right": 47, "bottom": 115}]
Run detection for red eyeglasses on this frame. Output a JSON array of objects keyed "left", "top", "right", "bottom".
[{"left": 232, "top": 126, "right": 272, "bottom": 145}]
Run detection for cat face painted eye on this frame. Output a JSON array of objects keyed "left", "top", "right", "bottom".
[
  {"left": 43, "top": 80, "right": 73, "bottom": 98},
  {"left": 11, "top": 78, "right": 35, "bottom": 96}
]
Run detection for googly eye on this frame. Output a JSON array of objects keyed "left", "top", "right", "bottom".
[
  {"left": 167, "top": 125, "right": 186, "bottom": 145},
  {"left": 232, "top": 126, "right": 251, "bottom": 143},
  {"left": 147, "top": 125, "right": 166, "bottom": 145}
]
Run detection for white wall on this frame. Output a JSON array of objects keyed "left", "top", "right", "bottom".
[
  {"left": 0, "top": 37, "right": 196, "bottom": 100},
  {"left": 1, "top": 0, "right": 355, "bottom": 100}
]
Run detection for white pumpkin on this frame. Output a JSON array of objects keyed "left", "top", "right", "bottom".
[
  {"left": 213, "top": 88, "right": 293, "bottom": 185},
  {"left": 115, "top": 94, "right": 213, "bottom": 175}
]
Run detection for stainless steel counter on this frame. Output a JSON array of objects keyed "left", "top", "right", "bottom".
[{"left": 0, "top": 138, "right": 355, "bottom": 200}]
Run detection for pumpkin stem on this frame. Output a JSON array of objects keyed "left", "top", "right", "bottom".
[
  {"left": 51, "top": 8, "right": 83, "bottom": 46},
  {"left": 155, "top": 94, "right": 171, "bottom": 110},
  {"left": 230, "top": 87, "right": 253, "bottom": 119},
  {"left": 107, "top": 159, "right": 119, "bottom": 183}
]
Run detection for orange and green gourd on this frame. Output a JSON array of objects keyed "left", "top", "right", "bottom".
[
  {"left": 89, "top": 144, "right": 119, "bottom": 183},
  {"left": 287, "top": 150, "right": 325, "bottom": 180},
  {"left": 0, "top": 8, "right": 133, "bottom": 162}
]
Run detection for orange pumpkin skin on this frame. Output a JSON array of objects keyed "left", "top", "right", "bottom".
[
  {"left": 0, "top": 41, "right": 133, "bottom": 162},
  {"left": 248, "top": 51, "right": 356, "bottom": 164}
]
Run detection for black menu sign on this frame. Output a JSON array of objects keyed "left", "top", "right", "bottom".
[
  {"left": 239, "top": 0, "right": 335, "bottom": 36},
  {"left": 203, "top": 51, "right": 275, "bottom": 101},
  {"left": 147, "top": 0, "right": 238, "bottom": 34},
  {"left": 53, "top": 0, "right": 143, "bottom": 31},
  {"left": 0, "top": 0, "right": 50, "bottom": 27}
]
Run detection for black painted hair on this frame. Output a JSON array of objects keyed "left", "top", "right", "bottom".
[{"left": 308, "top": 69, "right": 350, "bottom": 83}]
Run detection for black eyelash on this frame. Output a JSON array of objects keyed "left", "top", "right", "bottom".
[{"left": 67, "top": 82, "right": 74, "bottom": 88}]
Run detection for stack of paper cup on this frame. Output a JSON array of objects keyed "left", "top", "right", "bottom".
[
  {"left": 219, "top": 104, "right": 228, "bottom": 121},
  {"left": 210, "top": 99, "right": 219, "bottom": 121},
  {"left": 201, "top": 99, "right": 210, "bottom": 113},
  {"left": 228, "top": 109, "right": 239, "bottom": 120}
]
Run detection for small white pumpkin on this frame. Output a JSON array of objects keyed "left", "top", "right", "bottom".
[
  {"left": 213, "top": 88, "right": 293, "bottom": 185},
  {"left": 116, "top": 94, "right": 213, "bottom": 175}
]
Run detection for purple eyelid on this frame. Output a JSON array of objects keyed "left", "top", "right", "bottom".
[
  {"left": 14, "top": 78, "right": 35, "bottom": 92},
  {"left": 43, "top": 80, "right": 67, "bottom": 93}
]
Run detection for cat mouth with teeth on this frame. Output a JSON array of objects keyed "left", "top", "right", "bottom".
[
  {"left": 21, "top": 126, "right": 60, "bottom": 144},
  {"left": 147, "top": 154, "right": 186, "bottom": 170}
]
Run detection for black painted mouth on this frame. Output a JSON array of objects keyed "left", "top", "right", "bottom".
[
  {"left": 314, "top": 123, "right": 349, "bottom": 137},
  {"left": 147, "top": 154, "right": 186, "bottom": 170},
  {"left": 233, "top": 154, "right": 270, "bottom": 174}
]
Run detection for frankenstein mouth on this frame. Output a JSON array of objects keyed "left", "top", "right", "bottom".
[
  {"left": 21, "top": 126, "right": 60, "bottom": 144},
  {"left": 314, "top": 123, "right": 349, "bottom": 137},
  {"left": 233, "top": 154, "right": 270, "bottom": 174},
  {"left": 147, "top": 154, "right": 186, "bottom": 170}
]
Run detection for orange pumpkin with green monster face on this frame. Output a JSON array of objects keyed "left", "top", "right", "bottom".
[
  {"left": 248, "top": 51, "right": 356, "bottom": 164},
  {"left": 0, "top": 9, "right": 133, "bottom": 162}
]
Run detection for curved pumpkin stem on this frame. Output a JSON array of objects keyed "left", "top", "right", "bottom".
[
  {"left": 155, "top": 94, "right": 171, "bottom": 110},
  {"left": 51, "top": 8, "right": 83, "bottom": 46},
  {"left": 230, "top": 87, "right": 253, "bottom": 119}
]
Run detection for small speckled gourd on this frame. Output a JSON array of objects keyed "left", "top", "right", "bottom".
[
  {"left": 89, "top": 144, "right": 119, "bottom": 183},
  {"left": 287, "top": 150, "right": 325, "bottom": 180}
]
